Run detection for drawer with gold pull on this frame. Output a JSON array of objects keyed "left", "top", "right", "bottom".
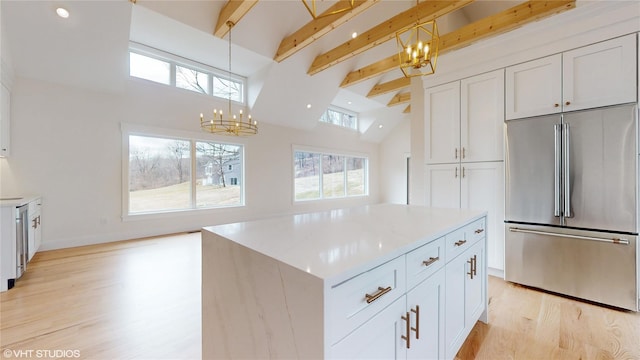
[
  {"left": 328, "top": 255, "right": 406, "bottom": 345},
  {"left": 406, "top": 236, "right": 444, "bottom": 290}
]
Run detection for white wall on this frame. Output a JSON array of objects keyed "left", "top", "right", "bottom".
[
  {"left": 379, "top": 118, "right": 409, "bottom": 204},
  {"left": 0, "top": 77, "right": 379, "bottom": 250}
]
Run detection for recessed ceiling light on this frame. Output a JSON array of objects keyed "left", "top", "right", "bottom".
[
  {"left": 306, "top": 104, "right": 312, "bottom": 109},
  {"left": 351, "top": 32, "right": 358, "bottom": 39},
  {"left": 56, "top": 7, "right": 70, "bottom": 18},
  {"left": 347, "top": 101, "right": 352, "bottom": 105},
  {"left": 378, "top": 124, "right": 384, "bottom": 129}
]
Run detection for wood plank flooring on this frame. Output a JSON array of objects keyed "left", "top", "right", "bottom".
[{"left": 1, "top": 232, "right": 638, "bottom": 359}]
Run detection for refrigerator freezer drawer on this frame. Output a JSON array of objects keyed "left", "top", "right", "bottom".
[{"left": 505, "top": 224, "right": 638, "bottom": 311}]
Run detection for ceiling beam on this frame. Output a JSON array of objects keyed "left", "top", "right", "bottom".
[
  {"left": 367, "top": 77, "right": 410, "bottom": 98},
  {"left": 341, "top": 0, "right": 576, "bottom": 87},
  {"left": 275, "top": 0, "right": 379, "bottom": 63},
  {"left": 388, "top": 92, "right": 411, "bottom": 107},
  {"left": 307, "top": 0, "right": 474, "bottom": 75},
  {"left": 403, "top": 105, "right": 411, "bottom": 114},
  {"left": 214, "top": 0, "right": 259, "bottom": 38}
]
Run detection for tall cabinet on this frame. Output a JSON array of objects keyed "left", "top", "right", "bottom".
[{"left": 425, "top": 69, "right": 505, "bottom": 272}]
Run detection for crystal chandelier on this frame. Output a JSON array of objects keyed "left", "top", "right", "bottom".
[
  {"left": 396, "top": 0, "right": 439, "bottom": 78},
  {"left": 200, "top": 21, "right": 258, "bottom": 136},
  {"left": 301, "top": 0, "right": 354, "bottom": 19}
]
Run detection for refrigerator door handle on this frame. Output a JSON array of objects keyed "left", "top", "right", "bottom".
[
  {"left": 508, "top": 227, "right": 630, "bottom": 245},
  {"left": 563, "top": 123, "right": 572, "bottom": 218},
  {"left": 554, "top": 124, "right": 561, "bottom": 217}
]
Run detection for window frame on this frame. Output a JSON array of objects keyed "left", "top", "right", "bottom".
[
  {"left": 318, "top": 106, "right": 359, "bottom": 131},
  {"left": 121, "top": 123, "right": 247, "bottom": 221},
  {"left": 292, "top": 145, "right": 369, "bottom": 203},
  {"left": 128, "top": 42, "right": 247, "bottom": 104}
]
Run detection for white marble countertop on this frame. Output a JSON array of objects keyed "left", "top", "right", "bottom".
[
  {"left": 203, "top": 204, "right": 486, "bottom": 283},
  {"left": 0, "top": 195, "right": 41, "bottom": 208}
]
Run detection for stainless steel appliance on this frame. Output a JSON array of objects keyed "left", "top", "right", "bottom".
[
  {"left": 504, "top": 103, "right": 639, "bottom": 311},
  {"left": 15, "top": 204, "right": 28, "bottom": 281}
]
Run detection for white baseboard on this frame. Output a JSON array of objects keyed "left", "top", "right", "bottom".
[{"left": 487, "top": 267, "right": 504, "bottom": 279}]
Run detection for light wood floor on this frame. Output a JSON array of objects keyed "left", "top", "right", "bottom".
[{"left": 1, "top": 233, "right": 638, "bottom": 359}]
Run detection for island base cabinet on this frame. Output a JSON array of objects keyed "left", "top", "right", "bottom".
[
  {"left": 329, "top": 296, "right": 407, "bottom": 359},
  {"left": 444, "top": 240, "right": 486, "bottom": 360}
]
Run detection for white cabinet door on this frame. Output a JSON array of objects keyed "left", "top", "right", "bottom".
[
  {"left": 27, "top": 199, "right": 42, "bottom": 261},
  {"left": 463, "top": 240, "right": 485, "bottom": 331},
  {"left": 329, "top": 295, "right": 407, "bottom": 359},
  {"left": 444, "top": 248, "right": 467, "bottom": 359},
  {"left": 425, "top": 82, "right": 460, "bottom": 164},
  {"left": 505, "top": 54, "right": 562, "bottom": 120},
  {"left": 425, "top": 164, "right": 460, "bottom": 209},
  {"left": 0, "top": 83, "right": 10, "bottom": 157},
  {"left": 461, "top": 70, "right": 505, "bottom": 162},
  {"left": 407, "top": 269, "right": 445, "bottom": 360},
  {"left": 563, "top": 34, "right": 637, "bottom": 112},
  {"left": 460, "top": 162, "right": 504, "bottom": 271},
  {"left": 444, "top": 240, "right": 485, "bottom": 360}
]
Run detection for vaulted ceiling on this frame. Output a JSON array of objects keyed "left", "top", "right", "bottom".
[{"left": 2, "top": 0, "right": 576, "bottom": 141}]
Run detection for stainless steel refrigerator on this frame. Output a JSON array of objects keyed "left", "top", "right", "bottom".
[{"left": 504, "top": 103, "right": 639, "bottom": 311}]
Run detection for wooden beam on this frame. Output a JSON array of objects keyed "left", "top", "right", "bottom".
[
  {"left": 388, "top": 92, "right": 411, "bottom": 107},
  {"left": 275, "top": 0, "right": 378, "bottom": 63},
  {"left": 367, "top": 77, "right": 410, "bottom": 98},
  {"left": 341, "top": 54, "right": 398, "bottom": 87},
  {"left": 439, "top": 0, "right": 576, "bottom": 52},
  {"left": 308, "top": 0, "right": 474, "bottom": 75},
  {"left": 403, "top": 105, "right": 411, "bottom": 113},
  {"left": 214, "top": 1, "right": 259, "bottom": 38},
  {"left": 341, "top": 0, "right": 576, "bottom": 87}
]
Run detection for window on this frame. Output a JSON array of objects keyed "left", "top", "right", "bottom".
[
  {"left": 294, "top": 150, "right": 368, "bottom": 201},
  {"left": 126, "top": 131, "right": 244, "bottom": 215},
  {"left": 195, "top": 142, "right": 242, "bottom": 208},
  {"left": 176, "top": 65, "right": 209, "bottom": 94},
  {"left": 130, "top": 52, "right": 170, "bottom": 85},
  {"left": 319, "top": 107, "right": 358, "bottom": 130},
  {"left": 129, "top": 44, "right": 245, "bottom": 104}
]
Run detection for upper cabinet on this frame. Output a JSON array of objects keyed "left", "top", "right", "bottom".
[
  {"left": 506, "top": 34, "right": 637, "bottom": 120},
  {"left": 425, "top": 69, "right": 505, "bottom": 164},
  {"left": 0, "top": 83, "right": 10, "bottom": 157},
  {"left": 424, "top": 81, "right": 460, "bottom": 164}
]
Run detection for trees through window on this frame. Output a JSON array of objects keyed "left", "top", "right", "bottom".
[
  {"left": 127, "top": 134, "right": 243, "bottom": 215},
  {"left": 294, "top": 150, "right": 367, "bottom": 201}
]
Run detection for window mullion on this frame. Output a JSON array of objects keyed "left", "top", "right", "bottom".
[
  {"left": 191, "top": 140, "right": 197, "bottom": 209},
  {"left": 343, "top": 157, "right": 348, "bottom": 197},
  {"left": 318, "top": 153, "right": 323, "bottom": 200}
]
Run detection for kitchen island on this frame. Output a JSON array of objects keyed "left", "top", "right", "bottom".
[{"left": 202, "top": 204, "right": 487, "bottom": 359}]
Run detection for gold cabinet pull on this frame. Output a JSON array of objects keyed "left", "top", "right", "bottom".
[
  {"left": 462, "top": 167, "right": 466, "bottom": 178},
  {"left": 365, "top": 286, "right": 392, "bottom": 304},
  {"left": 455, "top": 167, "right": 458, "bottom": 178},
  {"left": 472, "top": 255, "right": 477, "bottom": 276},
  {"left": 411, "top": 305, "right": 420, "bottom": 339},
  {"left": 565, "top": 101, "right": 571, "bottom": 106},
  {"left": 474, "top": 228, "right": 484, "bottom": 234},
  {"left": 467, "top": 255, "right": 478, "bottom": 279},
  {"left": 401, "top": 311, "right": 411, "bottom": 349},
  {"left": 462, "top": 147, "right": 466, "bottom": 159},
  {"left": 554, "top": 103, "right": 560, "bottom": 108},
  {"left": 455, "top": 148, "right": 458, "bottom": 159},
  {"left": 454, "top": 240, "right": 467, "bottom": 247},
  {"left": 422, "top": 256, "right": 439, "bottom": 267}
]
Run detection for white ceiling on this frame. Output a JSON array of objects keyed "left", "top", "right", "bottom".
[{"left": 1, "top": 0, "right": 520, "bottom": 142}]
